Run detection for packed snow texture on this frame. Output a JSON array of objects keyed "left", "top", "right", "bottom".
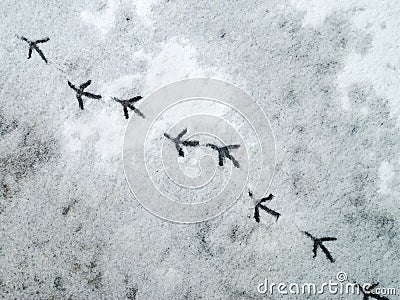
[{"left": 0, "top": 0, "right": 399, "bottom": 299}]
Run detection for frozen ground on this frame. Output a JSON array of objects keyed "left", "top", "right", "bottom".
[{"left": 0, "top": 0, "right": 399, "bottom": 299}]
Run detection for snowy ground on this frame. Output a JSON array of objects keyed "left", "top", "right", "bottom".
[{"left": 0, "top": 0, "right": 399, "bottom": 299}]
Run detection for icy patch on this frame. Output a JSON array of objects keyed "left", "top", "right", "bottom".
[
  {"left": 62, "top": 108, "right": 125, "bottom": 162},
  {"left": 81, "top": 0, "right": 120, "bottom": 35},
  {"left": 378, "top": 161, "right": 395, "bottom": 195},
  {"left": 291, "top": 0, "right": 400, "bottom": 123},
  {"left": 290, "top": 0, "right": 353, "bottom": 27},
  {"left": 80, "top": 0, "right": 160, "bottom": 34},
  {"left": 144, "top": 39, "right": 207, "bottom": 93},
  {"left": 337, "top": 1, "right": 400, "bottom": 123},
  {"left": 143, "top": 38, "right": 227, "bottom": 94},
  {"left": 135, "top": 0, "right": 160, "bottom": 28}
]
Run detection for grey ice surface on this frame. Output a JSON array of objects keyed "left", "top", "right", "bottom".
[{"left": 1, "top": 0, "right": 400, "bottom": 299}]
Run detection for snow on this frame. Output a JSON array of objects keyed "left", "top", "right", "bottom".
[{"left": 1, "top": 0, "right": 399, "bottom": 298}]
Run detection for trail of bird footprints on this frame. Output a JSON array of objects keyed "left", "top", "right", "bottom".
[
  {"left": 164, "top": 128, "right": 200, "bottom": 157},
  {"left": 303, "top": 231, "right": 337, "bottom": 263},
  {"left": 163, "top": 128, "right": 240, "bottom": 168},
  {"left": 18, "top": 36, "right": 50, "bottom": 63},
  {"left": 113, "top": 96, "right": 144, "bottom": 119},
  {"left": 17, "top": 35, "right": 390, "bottom": 297},
  {"left": 67, "top": 80, "right": 102, "bottom": 110}
]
